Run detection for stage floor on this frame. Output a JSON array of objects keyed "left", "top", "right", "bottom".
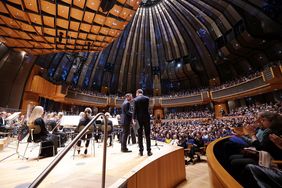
[{"left": 0, "top": 139, "right": 182, "bottom": 188}]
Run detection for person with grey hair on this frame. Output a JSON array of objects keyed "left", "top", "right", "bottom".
[
  {"left": 121, "top": 93, "right": 133, "bottom": 152},
  {"left": 133, "top": 89, "right": 152, "bottom": 156}
]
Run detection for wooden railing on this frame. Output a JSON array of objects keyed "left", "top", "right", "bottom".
[
  {"left": 210, "top": 76, "right": 269, "bottom": 100},
  {"left": 206, "top": 137, "right": 242, "bottom": 188},
  {"left": 66, "top": 90, "right": 108, "bottom": 106},
  {"left": 161, "top": 93, "right": 203, "bottom": 107},
  {"left": 22, "top": 66, "right": 282, "bottom": 109}
]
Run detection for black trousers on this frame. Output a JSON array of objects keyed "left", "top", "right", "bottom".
[
  {"left": 128, "top": 127, "right": 136, "bottom": 144},
  {"left": 121, "top": 124, "right": 130, "bottom": 150},
  {"left": 77, "top": 133, "right": 92, "bottom": 148},
  {"left": 137, "top": 120, "right": 151, "bottom": 153}
]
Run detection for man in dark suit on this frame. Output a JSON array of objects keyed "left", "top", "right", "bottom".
[
  {"left": 133, "top": 89, "right": 152, "bottom": 156},
  {"left": 121, "top": 93, "right": 133, "bottom": 152}
]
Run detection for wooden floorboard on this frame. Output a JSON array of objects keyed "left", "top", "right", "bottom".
[
  {"left": 177, "top": 157, "right": 210, "bottom": 188},
  {"left": 0, "top": 139, "right": 191, "bottom": 188}
]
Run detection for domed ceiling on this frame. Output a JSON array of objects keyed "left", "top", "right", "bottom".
[
  {"left": 35, "top": 0, "right": 282, "bottom": 95},
  {"left": 0, "top": 0, "right": 140, "bottom": 54}
]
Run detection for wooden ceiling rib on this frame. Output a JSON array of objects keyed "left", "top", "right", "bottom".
[{"left": 0, "top": 0, "right": 140, "bottom": 55}]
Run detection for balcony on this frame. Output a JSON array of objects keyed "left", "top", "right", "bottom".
[
  {"left": 210, "top": 76, "right": 270, "bottom": 101},
  {"left": 65, "top": 91, "right": 108, "bottom": 107},
  {"left": 160, "top": 94, "right": 203, "bottom": 107}
]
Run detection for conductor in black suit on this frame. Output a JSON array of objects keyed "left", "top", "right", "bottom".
[
  {"left": 133, "top": 89, "right": 152, "bottom": 156},
  {"left": 121, "top": 93, "right": 133, "bottom": 152}
]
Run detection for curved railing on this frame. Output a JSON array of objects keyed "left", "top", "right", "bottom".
[
  {"left": 29, "top": 113, "right": 108, "bottom": 188},
  {"left": 206, "top": 137, "right": 242, "bottom": 188},
  {"left": 210, "top": 76, "right": 268, "bottom": 100},
  {"left": 28, "top": 70, "right": 282, "bottom": 108},
  {"left": 66, "top": 90, "right": 108, "bottom": 105},
  {"left": 161, "top": 93, "right": 203, "bottom": 107}
]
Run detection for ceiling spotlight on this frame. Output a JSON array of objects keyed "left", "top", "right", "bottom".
[{"left": 177, "top": 63, "right": 181, "bottom": 68}]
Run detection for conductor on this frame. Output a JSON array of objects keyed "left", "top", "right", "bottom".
[{"left": 133, "top": 89, "right": 152, "bottom": 156}]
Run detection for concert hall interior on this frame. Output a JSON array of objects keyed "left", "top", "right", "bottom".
[{"left": 0, "top": 0, "right": 282, "bottom": 188}]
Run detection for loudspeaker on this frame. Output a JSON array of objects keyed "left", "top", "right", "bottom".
[{"left": 100, "top": 0, "right": 117, "bottom": 12}]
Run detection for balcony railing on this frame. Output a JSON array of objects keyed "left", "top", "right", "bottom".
[
  {"left": 66, "top": 91, "right": 108, "bottom": 105},
  {"left": 161, "top": 94, "right": 203, "bottom": 106},
  {"left": 210, "top": 76, "right": 269, "bottom": 100},
  {"left": 49, "top": 75, "right": 279, "bottom": 108}
]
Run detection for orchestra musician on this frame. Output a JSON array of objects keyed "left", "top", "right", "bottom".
[
  {"left": 27, "top": 106, "right": 57, "bottom": 157},
  {"left": 75, "top": 107, "right": 94, "bottom": 155}
]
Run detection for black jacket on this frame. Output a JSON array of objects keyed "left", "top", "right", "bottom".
[
  {"left": 121, "top": 100, "right": 132, "bottom": 125},
  {"left": 133, "top": 95, "right": 150, "bottom": 124}
]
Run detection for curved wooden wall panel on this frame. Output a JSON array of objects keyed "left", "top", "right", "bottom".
[
  {"left": 0, "top": 49, "right": 35, "bottom": 109},
  {"left": 110, "top": 147, "right": 186, "bottom": 188},
  {"left": 207, "top": 137, "right": 242, "bottom": 188}
]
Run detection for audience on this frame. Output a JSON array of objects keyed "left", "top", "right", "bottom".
[
  {"left": 226, "top": 102, "right": 282, "bottom": 116},
  {"left": 165, "top": 106, "right": 214, "bottom": 119}
]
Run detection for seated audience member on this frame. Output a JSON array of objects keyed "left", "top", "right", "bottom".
[
  {"left": 228, "top": 112, "right": 282, "bottom": 182},
  {"left": 177, "top": 135, "right": 188, "bottom": 149},
  {"left": 27, "top": 106, "right": 57, "bottom": 157},
  {"left": 242, "top": 135, "right": 282, "bottom": 188},
  {"left": 75, "top": 107, "right": 93, "bottom": 155},
  {"left": 188, "top": 133, "right": 204, "bottom": 163},
  {"left": 170, "top": 134, "right": 179, "bottom": 146},
  {"left": 223, "top": 112, "right": 271, "bottom": 166},
  {"left": 243, "top": 164, "right": 282, "bottom": 188},
  {"left": 165, "top": 133, "right": 172, "bottom": 144}
]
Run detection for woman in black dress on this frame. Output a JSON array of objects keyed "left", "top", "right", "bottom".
[{"left": 28, "top": 106, "right": 57, "bottom": 157}]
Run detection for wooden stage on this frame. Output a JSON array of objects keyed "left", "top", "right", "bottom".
[{"left": 0, "top": 139, "right": 185, "bottom": 188}]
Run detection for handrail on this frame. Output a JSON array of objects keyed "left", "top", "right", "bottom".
[{"left": 29, "top": 112, "right": 108, "bottom": 188}]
